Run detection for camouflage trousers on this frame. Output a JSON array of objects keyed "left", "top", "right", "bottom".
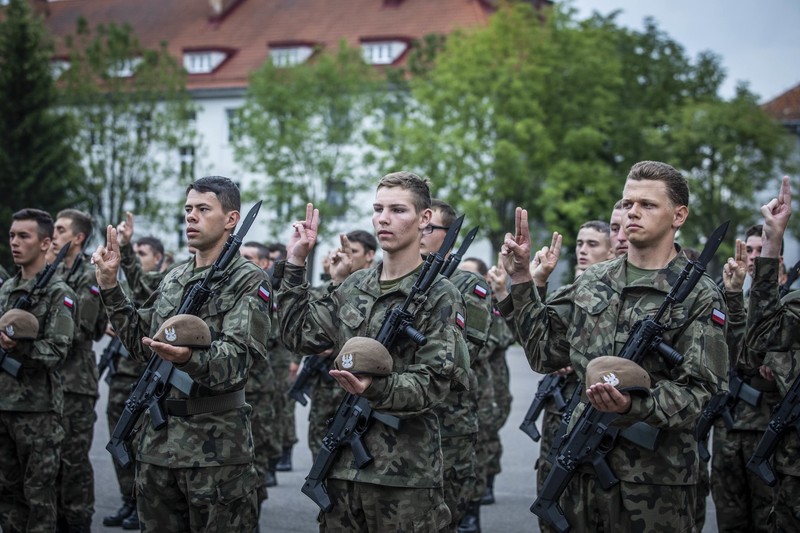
[
  {"left": 249, "top": 391, "right": 279, "bottom": 504},
  {"left": 473, "top": 359, "right": 496, "bottom": 501},
  {"left": 772, "top": 472, "right": 800, "bottom": 532},
  {"left": 487, "top": 349, "right": 512, "bottom": 477},
  {"left": 134, "top": 461, "right": 259, "bottom": 533},
  {"left": 696, "top": 453, "right": 709, "bottom": 531},
  {"left": 277, "top": 379, "right": 298, "bottom": 450},
  {"left": 441, "top": 434, "right": 478, "bottom": 530},
  {"left": 0, "top": 411, "right": 64, "bottom": 533},
  {"left": 308, "top": 380, "right": 346, "bottom": 458},
  {"left": 57, "top": 392, "right": 97, "bottom": 526},
  {"left": 536, "top": 409, "right": 564, "bottom": 533},
  {"left": 711, "top": 426, "right": 774, "bottom": 532},
  {"left": 106, "top": 374, "right": 138, "bottom": 499},
  {"left": 561, "top": 471, "right": 698, "bottom": 533},
  {"left": 319, "top": 478, "right": 451, "bottom": 532}
]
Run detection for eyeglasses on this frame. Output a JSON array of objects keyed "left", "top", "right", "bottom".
[{"left": 423, "top": 224, "right": 450, "bottom": 235}]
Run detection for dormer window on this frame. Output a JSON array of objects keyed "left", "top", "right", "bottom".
[
  {"left": 51, "top": 59, "right": 70, "bottom": 79},
  {"left": 269, "top": 45, "right": 314, "bottom": 68},
  {"left": 183, "top": 50, "right": 229, "bottom": 74},
  {"left": 361, "top": 40, "right": 408, "bottom": 65},
  {"left": 108, "top": 57, "right": 142, "bottom": 78}
]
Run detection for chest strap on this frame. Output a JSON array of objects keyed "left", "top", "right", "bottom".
[{"left": 165, "top": 388, "right": 246, "bottom": 417}]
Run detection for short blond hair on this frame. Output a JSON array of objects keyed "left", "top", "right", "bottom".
[{"left": 377, "top": 171, "right": 431, "bottom": 213}]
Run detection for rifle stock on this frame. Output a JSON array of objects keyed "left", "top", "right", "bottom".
[{"left": 520, "top": 373, "right": 567, "bottom": 442}]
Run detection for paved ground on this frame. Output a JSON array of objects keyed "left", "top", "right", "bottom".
[{"left": 90, "top": 343, "right": 718, "bottom": 532}]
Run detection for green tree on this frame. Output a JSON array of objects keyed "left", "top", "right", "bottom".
[
  {"left": 60, "top": 18, "right": 198, "bottom": 231},
  {"left": 233, "top": 41, "right": 380, "bottom": 248},
  {"left": 0, "top": 0, "right": 84, "bottom": 264}
]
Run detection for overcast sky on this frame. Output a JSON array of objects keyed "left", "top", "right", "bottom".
[{"left": 572, "top": 0, "right": 800, "bottom": 103}]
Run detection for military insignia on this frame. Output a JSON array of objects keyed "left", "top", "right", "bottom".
[
  {"left": 711, "top": 308, "right": 726, "bottom": 327},
  {"left": 5, "top": 325, "right": 13, "bottom": 337},
  {"left": 63, "top": 296, "right": 74, "bottom": 309},
  {"left": 602, "top": 372, "right": 620, "bottom": 387},
  {"left": 258, "top": 285, "right": 271, "bottom": 303},
  {"left": 341, "top": 353, "right": 354, "bottom": 369},
  {"left": 90, "top": 285, "right": 100, "bottom": 296},
  {"left": 455, "top": 312, "right": 465, "bottom": 330},
  {"left": 164, "top": 326, "right": 177, "bottom": 342},
  {"left": 473, "top": 284, "right": 488, "bottom": 298}
]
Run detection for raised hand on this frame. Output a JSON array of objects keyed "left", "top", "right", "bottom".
[
  {"left": 761, "top": 176, "right": 792, "bottom": 258},
  {"left": 500, "top": 207, "right": 532, "bottom": 284},
  {"left": 330, "top": 233, "right": 355, "bottom": 284},
  {"left": 92, "top": 225, "right": 121, "bottom": 289},
  {"left": 722, "top": 239, "right": 747, "bottom": 292},
  {"left": 116, "top": 211, "right": 134, "bottom": 247},
  {"left": 530, "top": 232, "right": 562, "bottom": 287},
  {"left": 487, "top": 251, "right": 509, "bottom": 300},
  {"left": 286, "top": 203, "right": 320, "bottom": 267}
]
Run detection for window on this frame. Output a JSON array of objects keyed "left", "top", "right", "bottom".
[
  {"left": 179, "top": 146, "right": 195, "bottom": 181},
  {"left": 183, "top": 51, "right": 228, "bottom": 74},
  {"left": 108, "top": 57, "right": 142, "bottom": 78},
  {"left": 270, "top": 46, "right": 314, "bottom": 67},
  {"left": 361, "top": 41, "right": 407, "bottom": 65},
  {"left": 50, "top": 60, "right": 70, "bottom": 79},
  {"left": 226, "top": 108, "right": 241, "bottom": 142}
]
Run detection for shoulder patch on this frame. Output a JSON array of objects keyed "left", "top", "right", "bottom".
[
  {"left": 63, "top": 296, "right": 74, "bottom": 309},
  {"left": 473, "top": 284, "right": 488, "bottom": 299},
  {"left": 89, "top": 285, "right": 100, "bottom": 296},
  {"left": 258, "top": 284, "right": 271, "bottom": 304},
  {"left": 455, "top": 312, "right": 465, "bottom": 330},
  {"left": 710, "top": 308, "right": 726, "bottom": 327}
]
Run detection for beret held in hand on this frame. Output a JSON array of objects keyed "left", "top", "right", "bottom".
[
  {"left": 584, "top": 356, "right": 651, "bottom": 400},
  {"left": 153, "top": 314, "right": 212, "bottom": 349},
  {"left": 334, "top": 337, "right": 393, "bottom": 376},
  {"left": 0, "top": 309, "right": 39, "bottom": 340}
]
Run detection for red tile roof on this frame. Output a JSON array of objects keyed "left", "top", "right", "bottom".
[
  {"left": 41, "top": 0, "right": 501, "bottom": 91},
  {"left": 762, "top": 83, "right": 800, "bottom": 123}
]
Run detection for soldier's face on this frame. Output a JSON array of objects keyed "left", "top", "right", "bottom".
[
  {"left": 621, "top": 180, "right": 687, "bottom": 251},
  {"left": 419, "top": 209, "right": 447, "bottom": 257},
  {"left": 372, "top": 187, "right": 431, "bottom": 254},
  {"left": 134, "top": 243, "right": 162, "bottom": 273},
  {"left": 609, "top": 208, "right": 628, "bottom": 257},
  {"left": 744, "top": 235, "right": 762, "bottom": 276},
  {"left": 239, "top": 245, "right": 270, "bottom": 270},
  {"left": 9, "top": 219, "right": 50, "bottom": 268},
  {"left": 52, "top": 217, "right": 82, "bottom": 257},
  {"left": 575, "top": 227, "right": 613, "bottom": 270},
  {"left": 184, "top": 190, "right": 237, "bottom": 252},
  {"left": 349, "top": 241, "right": 375, "bottom": 272}
]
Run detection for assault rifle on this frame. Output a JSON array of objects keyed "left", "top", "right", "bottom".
[
  {"left": 747, "top": 366, "right": 800, "bottom": 486},
  {"left": 779, "top": 258, "right": 800, "bottom": 298},
  {"left": 287, "top": 354, "right": 335, "bottom": 406},
  {"left": 695, "top": 368, "right": 761, "bottom": 461},
  {"left": 97, "top": 336, "right": 129, "bottom": 384},
  {"left": 531, "top": 221, "right": 729, "bottom": 533},
  {"left": 441, "top": 226, "right": 478, "bottom": 278},
  {"left": 106, "top": 201, "right": 262, "bottom": 469},
  {"left": 302, "top": 216, "right": 464, "bottom": 512},
  {"left": 520, "top": 373, "right": 568, "bottom": 442},
  {"left": 0, "top": 242, "right": 71, "bottom": 378}
]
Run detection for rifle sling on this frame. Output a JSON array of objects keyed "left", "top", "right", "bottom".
[{"left": 165, "top": 388, "right": 245, "bottom": 417}]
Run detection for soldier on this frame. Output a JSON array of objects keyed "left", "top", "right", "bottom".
[
  {"left": 460, "top": 257, "right": 516, "bottom": 510},
  {"left": 708, "top": 224, "right": 779, "bottom": 533},
  {"left": 0, "top": 263, "right": 10, "bottom": 288},
  {"left": 276, "top": 171, "right": 470, "bottom": 531},
  {"left": 419, "top": 199, "right": 492, "bottom": 533},
  {"left": 51, "top": 209, "right": 106, "bottom": 532},
  {"left": 499, "top": 161, "right": 728, "bottom": 531},
  {"left": 102, "top": 214, "right": 168, "bottom": 530},
  {"left": 742, "top": 176, "right": 799, "bottom": 532},
  {"left": 609, "top": 199, "right": 629, "bottom": 258},
  {"left": 92, "top": 176, "right": 272, "bottom": 531},
  {"left": 0, "top": 208, "right": 77, "bottom": 532}
]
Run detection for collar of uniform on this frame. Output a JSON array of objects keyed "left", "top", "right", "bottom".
[
  {"left": 347, "top": 263, "right": 422, "bottom": 300},
  {"left": 593, "top": 253, "right": 690, "bottom": 296},
  {"left": 177, "top": 253, "right": 245, "bottom": 285}
]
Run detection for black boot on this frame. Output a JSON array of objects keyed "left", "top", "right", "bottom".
[
  {"left": 480, "top": 475, "right": 495, "bottom": 505},
  {"left": 102, "top": 497, "right": 137, "bottom": 527},
  {"left": 121, "top": 510, "right": 141, "bottom": 530},
  {"left": 275, "top": 445, "right": 293, "bottom": 472},
  {"left": 456, "top": 500, "right": 481, "bottom": 533},
  {"left": 265, "top": 458, "right": 278, "bottom": 488}
]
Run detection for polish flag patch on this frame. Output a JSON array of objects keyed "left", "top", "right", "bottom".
[
  {"left": 258, "top": 285, "right": 271, "bottom": 303},
  {"left": 455, "top": 312, "right": 465, "bottom": 330},
  {"left": 711, "top": 308, "right": 726, "bottom": 327},
  {"left": 89, "top": 285, "right": 100, "bottom": 296},
  {"left": 473, "top": 284, "right": 488, "bottom": 299},
  {"left": 63, "top": 296, "right": 74, "bottom": 309}
]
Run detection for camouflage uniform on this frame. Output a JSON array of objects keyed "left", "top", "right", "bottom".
[
  {"left": 744, "top": 257, "right": 800, "bottom": 533},
  {"left": 247, "top": 342, "right": 277, "bottom": 505},
  {"left": 439, "top": 269, "right": 492, "bottom": 529},
  {"left": 709, "top": 289, "right": 776, "bottom": 532},
  {"left": 0, "top": 264, "right": 10, "bottom": 287},
  {"left": 269, "top": 333, "right": 296, "bottom": 468},
  {"left": 500, "top": 254, "right": 728, "bottom": 532},
  {"left": 484, "top": 305, "right": 515, "bottom": 480},
  {"left": 100, "top": 254, "right": 271, "bottom": 531},
  {"left": 277, "top": 261, "right": 470, "bottom": 532},
  {"left": 0, "top": 271, "right": 76, "bottom": 533},
  {"left": 56, "top": 255, "right": 106, "bottom": 528}
]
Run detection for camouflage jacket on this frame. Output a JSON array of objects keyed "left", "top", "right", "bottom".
[
  {"left": 101, "top": 254, "right": 272, "bottom": 468},
  {"left": 500, "top": 254, "right": 729, "bottom": 485},
  {"left": 120, "top": 241, "right": 164, "bottom": 303},
  {"left": 57, "top": 255, "right": 105, "bottom": 397},
  {"left": 0, "top": 272, "right": 76, "bottom": 413},
  {"left": 277, "top": 261, "right": 470, "bottom": 488},
  {"left": 435, "top": 269, "right": 491, "bottom": 437},
  {"left": 744, "top": 257, "right": 800, "bottom": 475}
]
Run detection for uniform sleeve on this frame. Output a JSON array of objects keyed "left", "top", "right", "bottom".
[
  {"left": 724, "top": 289, "right": 746, "bottom": 367},
  {"left": 100, "top": 284, "right": 156, "bottom": 363},
  {"left": 19, "top": 285, "right": 76, "bottom": 370},
  {"left": 276, "top": 262, "right": 338, "bottom": 355},
  {"left": 746, "top": 257, "right": 800, "bottom": 354}
]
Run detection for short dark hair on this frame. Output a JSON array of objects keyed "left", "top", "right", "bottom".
[
  {"left": 56, "top": 208, "right": 94, "bottom": 247},
  {"left": 186, "top": 176, "right": 241, "bottom": 213},
  {"left": 136, "top": 236, "right": 165, "bottom": 256},
  {"left": 430, "top": 198, "right": 457, "bottom": 228},
  {"left": 242, "top": 241, "right": 270, "bottom": 261},
  {"left": 266, "top": 242, "right": 287, "bottom": 261},
  {"left": 745, "top": 223, "right": 784, "bottom": 255},
  {"left": 462, "top": 257, "right": 488, "bottom": 276},
  {"left": 346, "top": 230, "right": 378, "bottom": 254},
  {"left": 627, "top": 161, "right": 689, "bottom": 207},
  {"left": 13, "top": 208, "right": 53, "bottom": 240},
  {"left": 377, "top": 171, "right": 431, "bottom": 213},
  {"left": 579, "top": 220, "right": 610, "bottom": 235}
]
